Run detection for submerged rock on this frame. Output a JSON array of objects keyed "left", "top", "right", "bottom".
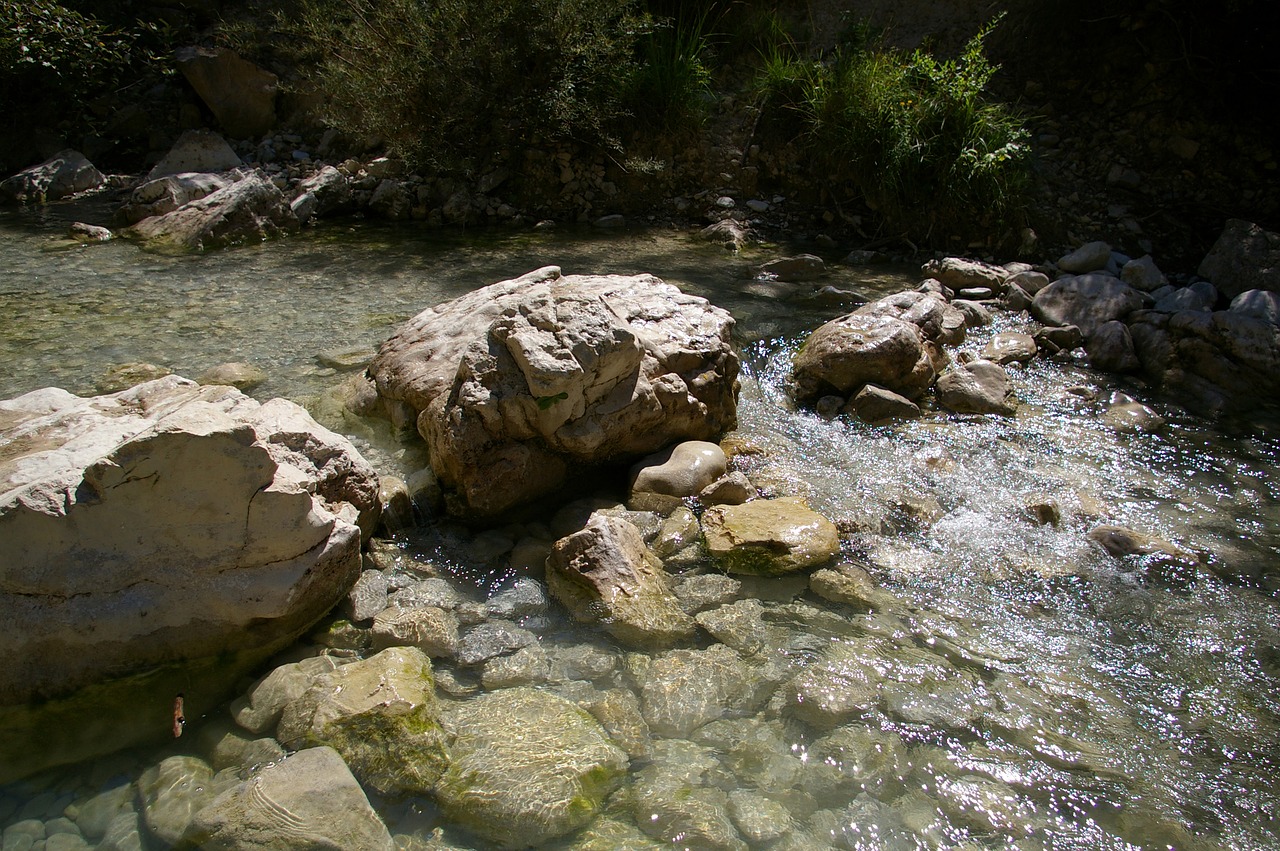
[
  {"left": 276, "top": 647, "right": 448, "bottom": 797},
  {"left": 631, "top": 740, "right": 747, "bottom": 850},
  {"left": 183, "top": 747, "right": 394, "bottom": 851},
  {"left": 636, "top": 643, "right": 764, "bottom": 738},
  {"left": 0, "top": 376, "right": 379, "bottom": 782},
  {"left": 701, "top": 496, "right": 840, "bottom": 575},
  {"left": 547, "top": 512, "right": 695, "bottom": 647},
  {"left": 436, "top": 688, "right": 628, "bottom": 849},
  {"left": 366, "top": 267, "right": 739, "bottom": 518}
]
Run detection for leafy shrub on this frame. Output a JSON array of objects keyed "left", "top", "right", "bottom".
[
  {"left": 756, "top": 16, "right": 1030, "bottom": 242},
  {"left": 279, "top": 0, "right": 642, "bottom": 171},
  {"left": 0, "top": 1, "right": 138, "bottom": 113}
]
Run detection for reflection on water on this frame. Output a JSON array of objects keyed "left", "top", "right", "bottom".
[{"left": 1, "top": 208, "right": 1278, "bottom": 849}]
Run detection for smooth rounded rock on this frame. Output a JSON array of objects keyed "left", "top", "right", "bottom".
[
  {"left": 935, "top": 360, "right": 1017, "bottom": 416},
  {"left": 701, "top": 496, "right": 840, "bottom": 575},
  {"left": 630, "top": 440, "right": 728, "bottom": 498}
]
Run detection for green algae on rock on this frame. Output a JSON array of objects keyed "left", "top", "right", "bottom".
[
  {"left": 435, "top": 687, "right": 628, "bottom": 849},
  {"left": 701, "top": 496, "right": 840, "bottom": 575}
]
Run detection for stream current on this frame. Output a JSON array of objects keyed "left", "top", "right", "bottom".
[{"left": 1, "top": 207, "right": 1278, "bottom": 850}]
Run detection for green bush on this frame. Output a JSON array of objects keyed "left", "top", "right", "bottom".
[
  {"left": 0, "top": 1, "right": 138, "bottom": 112},
  {"left": 625, "top": 10, "right": 714, "bottom": 133},
  {"left": 280, "top": 0, "right": 642, "bottom": 172},
  {"left": 756, "top": 16, "right": 1030, "bottom": 242}
]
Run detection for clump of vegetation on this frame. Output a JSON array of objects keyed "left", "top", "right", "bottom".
[
  {"left": 0, "top": 2, "right": 140, "bottom": 120},
  {"left": 625, "top": 9, "right": 714, "bottom": 134},
  {"left": 275, "top": 0, "right": 643, "bottom": 172},
  {"left": 756, "top": 16, "right": 1031, "bottom": 242}
]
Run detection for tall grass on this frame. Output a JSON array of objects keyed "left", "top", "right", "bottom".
[
  {"left": 756, "top": 16, "right": 1031, "bottom": 241},
  {"left": 626, "top": 10, "right": 714, "bottom": 134}
]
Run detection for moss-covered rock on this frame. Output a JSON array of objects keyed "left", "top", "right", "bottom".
[
  {"left": 275, "top": 646, "right": 447, "bottom": 796},
  {"left": 547, "top": 511, "right": 696, "bottom": 647},
  {"left": 435, "top": 687, "right": 628, "bottom": 849},
  {"left": 701, "top": 496, "right": 840, "bottom": 575}
]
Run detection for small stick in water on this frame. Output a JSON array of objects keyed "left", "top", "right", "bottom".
[{"left": 173, "top": 693, "right": 186, "bottom": 738}]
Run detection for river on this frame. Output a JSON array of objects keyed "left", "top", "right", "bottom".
[{"left": 2, "top": 205, "right": 1278, "bottom": 849}]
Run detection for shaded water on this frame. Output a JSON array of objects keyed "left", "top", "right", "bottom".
[{"left": 1, "top": 208, "right": 1278, "bottom": 849}]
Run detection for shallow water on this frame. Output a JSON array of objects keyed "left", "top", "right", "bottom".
[{"left": 1, "top": 206, "right": 1278, "bottom": 849}]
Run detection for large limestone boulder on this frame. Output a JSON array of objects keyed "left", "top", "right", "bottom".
[
  {"left": 117, "top": 172, "right": 232, "bottom": 225},
  {"left": 547, "top": 512, "right": 696, "bottom": 647},
  {"left": 123, "top": 170, "right": 299, "bottom": 251},
  {"left": 184, "top": 747, "right": 394, "bottom": 851},
  {"left": 792, "top": 313, "right": 935, "bottom": 402},
  {"left": 366, "top": 267, "right": 739, "bottom": 518},
  {"left": 1198, "top": 219, "right": 1280, "bottom": 299},
  {"left": 147, "top": 129, "right": 243, "bottom": 180},
  {"left": 0, "top": 149, "right": 104, "bottom": 203},
  {"left": 1128, "top": 307, "right": 1280, "bottom": 413},
  {"left": 436, "top": 687, "right": 629, "bottom": 848},
  {"left": 275, "top": 646, "right": 448, "bottom": 796},
  {"left": 701, "top": 496, "right": 840, "bottom": 575},
  {"left": 176, "top": 47, "right": 279, "bottom": 140},
  {"left": 1031, "top": 274, "right": 1143, "bottom": 334},
  {"left": 0, "top": 375, "right": 379, "bottom": 782}
]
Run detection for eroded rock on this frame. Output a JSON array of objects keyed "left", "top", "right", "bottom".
[
  {"left": 366, "top": 267, "right": 738, "bottom": 518},
  {"left": 123, "top": 171, "right": 298, "bottom": 251},
  {"left": 0, "top": 376, "right": 379, "bottom": 782},
  {"left": 547, "top": 512, "right": 695, "bottom": 647}
]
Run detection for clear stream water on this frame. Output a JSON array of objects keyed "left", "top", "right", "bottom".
[{"left": 1, "top": 204, "right": 1278, "bottom": 850}]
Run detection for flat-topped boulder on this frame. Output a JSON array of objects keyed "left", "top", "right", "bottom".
[
  {"left": 0, "top": 375, "right": 380, "bottom": 781},
  {"left": 365, "top": 267, "right": 739, "bottom": 518}
]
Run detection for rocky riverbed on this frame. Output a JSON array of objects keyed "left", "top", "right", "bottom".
[{"left": 1, "top": 203, "right": 1278, "bottom": 849}]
